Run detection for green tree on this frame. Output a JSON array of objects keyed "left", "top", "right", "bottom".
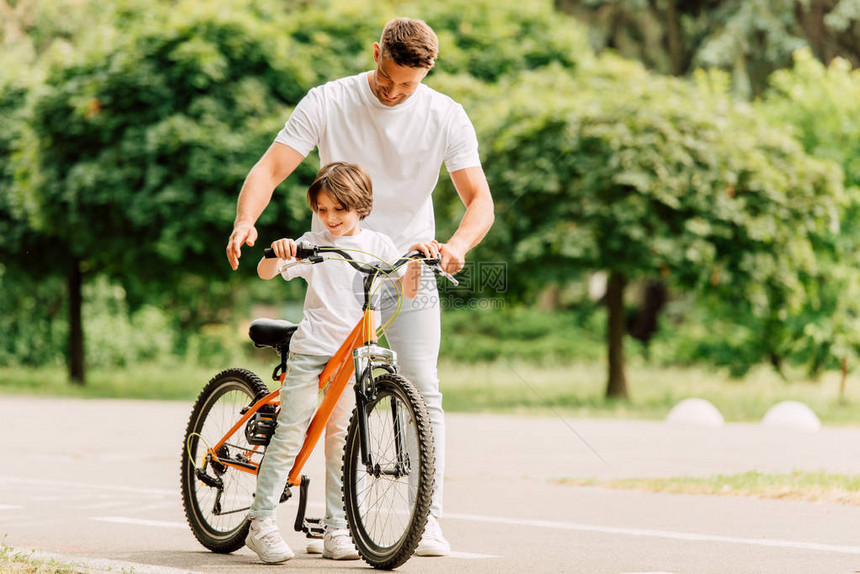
[
  {"left": 554, "top": 0, "right": 860, "bottom": 98},
  {"left": 756, "top": 49, "right": 860, "bottom": 377},
  {"left": 9, "top": 0, "right": 324, "bottom": 382},
  {"left": 5, "top": 0, "right": 589, "bottom": 380},
  {"left": 0, "top": 0, "right": 111, "bottom": 376},
  {"left": 482, "top": 57, "right": 844, "bottom": 397}
]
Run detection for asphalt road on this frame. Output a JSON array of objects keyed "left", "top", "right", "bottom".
[{"left": 3, "top": 395, "right": 860, "bottom": 573}]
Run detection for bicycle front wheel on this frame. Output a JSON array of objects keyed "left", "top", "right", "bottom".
[
  {"left": 342, "top": 373, "right": 435, "bottom": 570},
  {"left": 180, "top": 368, "right": 270, "bottom": 553}
]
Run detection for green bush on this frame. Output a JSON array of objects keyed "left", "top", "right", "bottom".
[
  {"left": 0, "top": 265, "right": 66, "bottom": 367},
  {"left": 439, "top": 306, "right": 606, "bottom": 364},
  {"left": 84, "top": 277, "right": 177, "bottom": 368}
]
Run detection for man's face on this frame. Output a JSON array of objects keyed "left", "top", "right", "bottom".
[{"left": 369, "top": 43, "right": 429, "bottom": 107}]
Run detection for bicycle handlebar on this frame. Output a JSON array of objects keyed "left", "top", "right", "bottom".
[
  {"left": 263, "top": 244, "right": 320, "bottom": 261},
  {"left": 263, "top": 243, "right": 459, "bottom": 286}
]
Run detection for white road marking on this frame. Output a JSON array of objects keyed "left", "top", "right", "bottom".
[
  {"left": 12, "top": 475, "right": 860, "bottom": 558},
  {"left": 124, "top": 502, "right": 176, "bottom": 513},
  {"left": 0, "top": 475, "right": 174, "bottom": 496},
  {"left": 17, "top": 549, "right": 205, "bottom": 574},
  {"left": 447, "top": 512, "right": 860, "bottom": 556},
  {"left": 71, "top": 500, "right": 132, "bottom": 510},
  {"left": 93, "top": 516, "right": 187, "bottom": 529},
  {"left": 29, "top": 494, "right": 92, "bottom": 502},
  {"left": 448, "top": 550, "right": 501, "bottom": 559}
]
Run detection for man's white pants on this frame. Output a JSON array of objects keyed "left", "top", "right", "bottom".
[{"left": 379, "top": 267, "right": 445, "bottom": 518}]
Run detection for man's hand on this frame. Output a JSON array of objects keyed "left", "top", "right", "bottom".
[
  {"left": 227, "top": 223, "right": 258, "bottom": 270},
  {"left": 439, "top": 240, "right": 467, "bottom": 275},
  {"left": 409, "top": 239, "right": 441, "bottom": 261},
  {"left": 227, "top": 143, "right": 306, "bottom": 270}
]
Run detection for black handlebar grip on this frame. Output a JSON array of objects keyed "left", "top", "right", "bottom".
[{"left": 263, "top": 243, "right": 318, "bottom": 259}]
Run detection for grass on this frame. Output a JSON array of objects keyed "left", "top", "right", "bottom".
[
  {"left": 1, "top": 357, "right": 857, "bottom": 424},
  {"left": 437, "top": 360, "right": 859, "bottom": 424},
  {"left": 0, "top": 540, "right": 80, "bottom": 574},
  {"left": 0, "top": 359, "right": 281, "bottom": 400},
  {"left": 558, "top": 470, "right": 860, "bottom": 505}
]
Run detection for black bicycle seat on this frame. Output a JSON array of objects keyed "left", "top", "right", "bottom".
[{"left": 249, "top": 318, "right": 299, "bottom": 349}]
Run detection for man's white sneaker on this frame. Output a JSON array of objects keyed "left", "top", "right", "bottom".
[
  {"left": 322, "top": 528, "right": 360, "bottom": 560},
  {"left": 415, "top": 515, "right": 450, "bottom": 557},
  {"left": 245, "top": 518, "right": 294, "bottom": 564}
]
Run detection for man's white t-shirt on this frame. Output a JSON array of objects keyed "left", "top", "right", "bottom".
[
  {"left": 280, "top": 228, "right": 406, "bottom": 357},
  {"left": 275, "top": 72, "right": 482, "bottom": 252}
]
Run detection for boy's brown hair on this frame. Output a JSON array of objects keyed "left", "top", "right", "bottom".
[
  {"left": 307, "top": 162, "right": 373, "bottom": 220},
  {"left": 379, "top": 18, "right": 438, "bottom": 70}
]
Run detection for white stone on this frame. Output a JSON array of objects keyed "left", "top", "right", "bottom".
[
  {"left": 761, "top": 401, "right": 821, "bottom": 432},
  {"left": 665, "top": 398, "right": 724, "bottom": 427}
]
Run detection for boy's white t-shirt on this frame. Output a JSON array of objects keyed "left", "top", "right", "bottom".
[
  {"left": 280, "top": 228, "right": 406, "bottom": 357},
  {"left": 274, "top": 72, "right": 482, "bottom": 252}
]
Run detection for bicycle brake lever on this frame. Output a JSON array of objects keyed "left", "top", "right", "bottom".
[
  {"left": 441, "top": 270, "right": 459, "bottom": 287},
  {"left": 277, "top": 260, "right": 313, "bottom": 273},
  {"left": 430, "top": 261, "right": 459, "bottom": 286}
]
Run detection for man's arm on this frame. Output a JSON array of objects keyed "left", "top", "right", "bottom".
[
  {"left": 226, "top": 143, "right": 305, "bottom": 270},
  {"left": 441, "top": 166, "right": 495, "bottom": 275}
]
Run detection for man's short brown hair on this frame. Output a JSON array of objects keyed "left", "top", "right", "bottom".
[
  {"left": 307, "top": 162, "right": 373, "bottom": 220},
  {"left": 379, "top": 18, "right": 438, "bottom": 70}
]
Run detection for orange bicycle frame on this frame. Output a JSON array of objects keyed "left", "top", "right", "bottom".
[{"left": 205, "top": 308, "right": 378, "bottom": 485}]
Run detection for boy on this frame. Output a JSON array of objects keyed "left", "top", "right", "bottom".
[{"left": 247, "top": 161, "right": 437, "bottom": 563}]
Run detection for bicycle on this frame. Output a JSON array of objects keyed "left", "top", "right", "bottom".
[{"left": 180, "top": 242, "right": 458, "bottom": 570}]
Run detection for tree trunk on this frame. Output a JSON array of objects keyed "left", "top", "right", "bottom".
[
  {"left": 605, "top": 271, "right": 629, "bottom": 399},
  {"left": 795, "top": 0, "right": 831, "bottom": 65},
  {"left": 662, "top": 0, "right": 684, "bottom": 76},
  {"left": 553, "top": 0, "right": 575, "bottom": 13},
  {"left": 68, "top": 259, "right": 86, "bottom": 385}
]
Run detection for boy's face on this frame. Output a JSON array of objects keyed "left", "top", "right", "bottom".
[
  {"left": 316, "top": 190, "right": 361, "bottom": 237},
  {"left": 369, "top": 43, "right": 429, "bottom": 107}
]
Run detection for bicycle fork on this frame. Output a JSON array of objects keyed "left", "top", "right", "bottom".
[{"left": 352, "top": 345, "right": 411, "bottom": 477}]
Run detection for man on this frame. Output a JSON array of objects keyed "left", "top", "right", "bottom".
[{"left": 227, "top": 17, "right": 494, "bottom": 558}]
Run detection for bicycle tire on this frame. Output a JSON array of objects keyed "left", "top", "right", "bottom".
[
  {"left": 342, "top": 373, "right": 435, "bottom": 570},
  {"left": 180, "top": 368, "right": 270, "bottom": 553}
]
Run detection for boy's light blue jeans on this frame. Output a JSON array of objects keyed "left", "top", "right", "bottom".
[{"left": 248, "top": 352, "right": 355, "bottom": 529}]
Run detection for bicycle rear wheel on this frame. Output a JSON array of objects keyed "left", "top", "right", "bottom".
[
  {"left": 181, "top": 368, "right": 270, "bottom": 553},
  {"left": 342, "top": 373, "right": 435, "bottom": 569}
]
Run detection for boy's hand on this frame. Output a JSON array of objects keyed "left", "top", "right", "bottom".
[{"left": 270, "top": 238, "right": 298, "bottom": 260}]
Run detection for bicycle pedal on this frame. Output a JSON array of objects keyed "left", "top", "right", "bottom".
[
  {"left": 302, "top": 517, "right": 326, "bottom": 539},
  {"left": 245, "top": 409, "right": 277, "bottom": 446}
]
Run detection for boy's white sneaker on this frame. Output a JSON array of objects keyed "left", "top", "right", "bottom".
[
  {"left": 306, "top": 537, "right": 323, "bottom": 554},
  {"left": 245, "top": 518, "right": 294, "bottom": 563},
  {"left": 415, "top": 515, "right": 450, "bottom": 557},
  {"left": 322, "top": 528, "right": 360, "bottom": 560}
]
